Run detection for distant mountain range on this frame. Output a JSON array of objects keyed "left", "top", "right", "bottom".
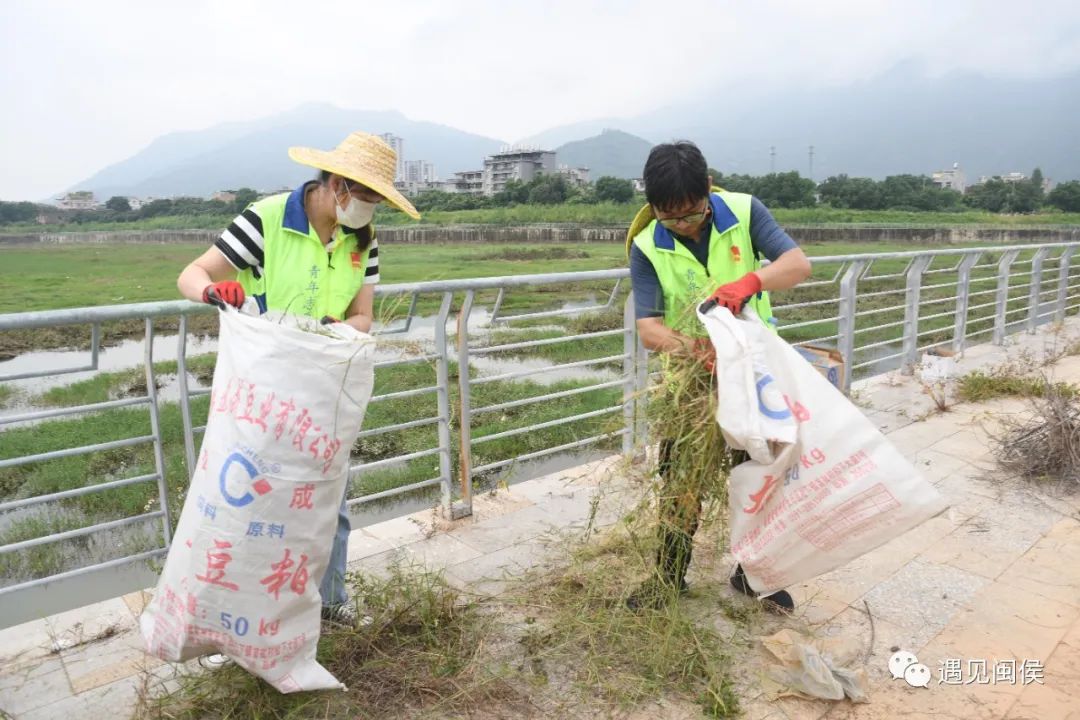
[
  {"left": 530, "top": 64, "right": 1080, "bottom": 184},
  {"left": 70, "top": 103, "right": 507, "bottom": 199},
  {"left": 65, "top": 66, "right": 1080, "bottom": 198},
  {"left": 554, "top": 129, "right": 652, "bottom": 180}
]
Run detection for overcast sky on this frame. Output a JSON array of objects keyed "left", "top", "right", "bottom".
[{"left": 2, "top": 0, "right": 1079, "bottom": 200}]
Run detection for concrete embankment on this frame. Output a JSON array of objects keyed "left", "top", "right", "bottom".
[{"left": 2, "top": 224, "right": 1079, "bottom": 246}]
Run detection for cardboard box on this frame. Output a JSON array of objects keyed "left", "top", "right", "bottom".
[{"left": 793, "top": 344, "right": 846, "bottom": 391}]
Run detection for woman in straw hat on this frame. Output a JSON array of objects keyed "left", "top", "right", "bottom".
[{"left": 177, "top": 131, "right": 419, "bottom": 626}]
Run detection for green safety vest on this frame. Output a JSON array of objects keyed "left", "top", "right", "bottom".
[
  {"left": 629, "top": 189, "right": 773, "bottom": 337},
  {"left": 235, "top": 184, "right": 374, "bottom": 320}
]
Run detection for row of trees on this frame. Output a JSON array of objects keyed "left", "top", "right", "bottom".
[
  {"left": 817, "top": 168, "right": 1080, "bottom": 213},
  {"left": 410, "top": 174, "right": 637, "bottom": 212},
  {"left": 5, "top": 173, "right": 1080, "bottom": 226}
]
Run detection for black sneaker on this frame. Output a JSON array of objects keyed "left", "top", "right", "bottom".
[
  {"left": 320, "top": 603, "right": 373, "bottom": 629},
  {"left": 625, "top": 577, "right": 690, "bottom": 611},
  {"left": 729, "top": 564, "right": 794, "bottom": 614}
]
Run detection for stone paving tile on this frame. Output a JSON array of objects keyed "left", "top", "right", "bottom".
[
  {"left": 913, "top": 447, "right": 977, "bottom": 484},
  {"left": 444, "top": 503, "right": 562, "bottom": 554},
  {"left": 18, "top": 671, "right": 142, "bottom": 720},
  {"left": 443, "top": 540, "right": 550, "bottom": 597},
  {"left": 402, "top": 532, "right": 486, "bottom": 568},
  {"left": 825, "top": 671, "right": 1026, "bottom": 720},
  {"left": 360, "top": 511, "right": 436, "bottom": 547},
  {"left": 923, "top": 581, "right": 1080, "bottom": 677},
  {"left": 1042, "top": 624, "right": 1080, "bottom": 692},
  {"left": 741, "top": 695, "right": 832, "bottom": 720},
  {"left": 0, "top": 655, "right": 71, "bottom": 716},
  {"left": 787, "top": 586, "right": 852, "bottom": 628},
  {"left": 861, "top": 559, "right": 988, "bottom": 650},
  {"left": 814, "top": 605, "right": 930, "bottom": 682},
  {"left": 122, "top": 590, "right": 152, "bottom": 619},
  {"left": 348, "top": 545, "right": 410, "bottom": 578},
  {"left": 928, "top": 427, "right": 997, "bottom": 466},
  {"left": 0, "top": 617, "right": 52, "bottom": 669},
  {"left": 882, "top": 420, "right": 962, "bottom": 458},
  {"left": 61, "top": 625, "right": 162, "bottom": 695},
  {"left": 860, "top": 408, "right": 914, "bottom": 435},
  {"left": 1003, "top": 682, "right": 1080, "bottom": 720},
  {"left": 344, "top": 527, "right": 397, "bottom": 563},
  {"left": 43, "top": 597, "right": 136, "bottom": 654},
  {"left": 917, "top": 510, "right": 1047, "bottom": 581},
  {"left": 808, "top": 509, "right": 963, "bottom": 607},
  {"left": 1001, "top": 518, "right": 1080, "bottom": 608}
]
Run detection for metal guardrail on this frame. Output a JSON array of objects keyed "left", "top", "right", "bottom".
[{"left": 2, "top": 242, "right": 1080, "bottom": 626}]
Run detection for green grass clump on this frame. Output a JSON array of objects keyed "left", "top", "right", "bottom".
[
  {"left": 957, "top": 370, "right": 1079, "bottom": 403},
  {"left": 136, "top": 562, "right": 523, "bottom": 720},
  {"left": 513, "top": 521, "right": 742, "bottom": 718}
]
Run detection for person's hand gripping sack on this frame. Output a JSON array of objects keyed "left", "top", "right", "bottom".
[
  {"left": 201, "top": 281, "right": 245, "bottom": 310},
  {"left": 699, "top": 272, "right": 762, "bottom": 316}
]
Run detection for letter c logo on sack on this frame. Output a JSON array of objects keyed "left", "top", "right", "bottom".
[
  {"left": 219, "top": 452, "right": 273, "bottom": 507},
  {"left": 756, "top": 374, "right": 792, "bottom": 420}
]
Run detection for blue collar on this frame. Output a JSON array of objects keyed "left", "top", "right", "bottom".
[
  {"left": 283, "top": 182, "right": 314, "bottom": 234},
  {"left": 283, "top": 181, "right": 369, "bottom": 239},
  {"left": 652, "top": 192, "right": 740, "bottom": 251}
]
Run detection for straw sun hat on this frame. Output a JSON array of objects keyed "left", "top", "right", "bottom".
[{"left": 288, "top": 131, "right": 421, "bottom": 220}]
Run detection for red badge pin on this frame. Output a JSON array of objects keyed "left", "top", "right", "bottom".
[
  {"left": 350, "top": 252, "right": 362, "bottom": 269},
  {"left": 730, "top": 245, "right": 742, "bottom": 262}
]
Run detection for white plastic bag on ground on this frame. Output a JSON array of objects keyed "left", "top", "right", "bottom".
[
  {"left": 140, "top": 308, "right": 375, "bottom": 692},
  {"left": 701, "top": 307, "right": 948, "bottom": 595}
]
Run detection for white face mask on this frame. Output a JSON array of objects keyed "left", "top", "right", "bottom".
[{"left": 335, "top": 183, "right": 377, "bottom": 228}]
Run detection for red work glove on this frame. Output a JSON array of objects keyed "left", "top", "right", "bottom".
[
  {"left": 201, "top": 281, "right": 245, "bottom": 309},
  {"left": 690, "top": 337, "right": 716, "bottom": 373},
  {"left": 701, "top": 272, "right": 763, "bottom": 315}
]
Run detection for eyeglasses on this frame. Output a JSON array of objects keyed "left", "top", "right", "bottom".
[{"left": 657, "top": 204, "right": 709, "bottom": 229}]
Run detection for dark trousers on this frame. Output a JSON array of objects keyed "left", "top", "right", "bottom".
[{"left": 654, "top": 438, "right": 746, "bottom": 585}]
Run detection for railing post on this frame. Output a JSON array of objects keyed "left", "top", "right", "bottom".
[
  {"left": 622, "top": 293, "right": 636, "bottom": 455},
  {"left": 144, "top": 318, "right": 172, "bottom": 545},
  {"left": 176, "top": 314, "right": 197, "bottom": 476},
  {"left": 90, "top": 323, "right": 101, "bottom": 370},
  {"left": 634, "top": 311, "right": 649, "bottom": 449},
  {"left": 1026, "top": 247, "right": 1050, "bottom": 334},
  {"left": 901, "top": 256, "right": 933, "bottom": 373},
  {"left": 433, "top": 292, "right": 455, "bottom": 518},
  {"left": 952, "top": 252, "right": 981, "bottom": 354},
  {"left": 453, "top": 290, "right": 475, "bottom": 520},
  {"left": 1055, "top": 247, "right": 1077, "bottom": 324},
  {"left": 993, "top": 249, "right": 1021, "bottom": 345},
  {"left": 836, "top": 260, "right": 865, "bottom": 395}
]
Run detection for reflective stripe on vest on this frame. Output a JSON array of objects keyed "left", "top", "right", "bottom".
[
  {"left": 234, "top": 187, "right": 372, "bottom": 320},
  {"left": 631, "top": 191, "right": 773, "bottom": 336}
]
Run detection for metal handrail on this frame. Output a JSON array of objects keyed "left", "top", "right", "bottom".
[{"left": 3, "top": 240, "right": 1080, "bottom": 627}]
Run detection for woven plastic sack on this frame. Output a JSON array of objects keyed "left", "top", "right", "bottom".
[
  {"left": 702, "top": 307, "right": 948, "bottom": 595},
  {"left": 140, "top": 307, "right": 375, "bottom": 692}
]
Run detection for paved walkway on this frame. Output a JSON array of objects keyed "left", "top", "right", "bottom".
[{"left": 3, "top": 323, "right": 1080, "bottom": 719}]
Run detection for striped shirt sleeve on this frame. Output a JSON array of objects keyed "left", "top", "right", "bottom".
[
  {"left": 365, "top": 239, "right": 380, "bottom": 284},
  {"left": 214, "top": 208, "right": 265, "bottom": 278}
]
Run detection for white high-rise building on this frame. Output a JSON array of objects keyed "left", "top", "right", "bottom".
[{"left": 378, "top": 133, "right": 405, "bottom": 181}]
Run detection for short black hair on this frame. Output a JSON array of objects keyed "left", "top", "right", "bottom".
[{"left": 643, "top": 141, "right": 709, "bottom": 212}]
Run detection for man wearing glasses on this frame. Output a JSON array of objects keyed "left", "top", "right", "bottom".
[{"left": 626, "top": 140, "right": 812, "bottom": 612}]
